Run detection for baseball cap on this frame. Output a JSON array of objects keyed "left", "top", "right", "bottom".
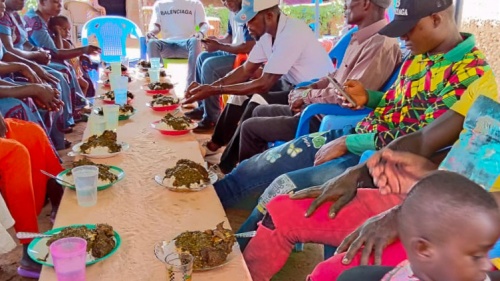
[
  {"left": 235, "top": 0, "right": 280, "bottom": 24},
  {"left": 379, "top": 0, "right": 453, "bottom": 38}
]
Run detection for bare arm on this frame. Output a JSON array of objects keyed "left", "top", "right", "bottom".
[
  {"left": 0, "top": 34, "right": 41, "bottom": 61},
  {"left": 216, "top": 41, "right": 256, "bottom": 55}
]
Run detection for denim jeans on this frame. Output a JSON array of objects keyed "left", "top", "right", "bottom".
[
  {"left": 214, "top": 127, "right": 357, "bottom": 208},
  {"left": 147, "top": 37, "right": 202, "bottom": 86},
  {"left": 195, "top": 51, "right": 236, "bottom": 122}
]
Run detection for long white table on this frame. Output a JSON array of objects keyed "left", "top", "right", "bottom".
[{"left": 39, "top": 65, "right": 252, "bottom": 280}]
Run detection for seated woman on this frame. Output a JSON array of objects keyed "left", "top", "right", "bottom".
[
  {"left": 0, "top": 0, "right": 83, "bottom": 130},
  {"left": 0, "top": 113, "right": 64, "bottom": 279},
  {"left": 23, "top": 0, "right": 100, "bottom": 120}
]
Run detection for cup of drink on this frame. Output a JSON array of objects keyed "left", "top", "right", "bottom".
[
  {"left": 89, "top": 114, "right": 106, "bottom": 136},
  {"left": 49, "top": 237, "right": 87, "bottom": 281},
  {"left": 148, "top": 68, "right": 160, "bottom": 83},
  {"left": 72, "top": 165, "right": 98, "bottom": 207},
  {"left": 110, "top": 62, "right": 121, "bottom": 75},
  {"left": 103, "top": 104, "right": 120, "bottom": 131},
  {"left": 109, "top": 74, "right": 121, "bottom": 91},
  {"left": 113, "top": 76, "right": 129, "bottom": 106},
  {"left": 120, "top": 56, "right": 129, "bottom": 70},
  {"left": 165, "top": 253, "right": 193, "bottom": 281},
  {"left": 150, "top": 57, "right": 161, "bottom": 69}
]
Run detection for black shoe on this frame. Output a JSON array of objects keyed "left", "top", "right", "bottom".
[
  {"left": 185, "top": 109, "right": 204, "bottom": 120},
  {"left": 193, "top": 120, "right": 215, "bottom": 133}
]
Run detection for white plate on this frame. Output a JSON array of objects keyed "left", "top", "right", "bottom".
[
  {"left": 154, "top": 175, "right": 213, "bottom": 192},
  {"left": 69, "top": 142, "right": 129, "bottom": 159},
  {"left": 153, "top": 239, "right": 238, "bottom": 271}
]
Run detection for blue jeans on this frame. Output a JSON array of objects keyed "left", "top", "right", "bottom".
[
  {"left": 214, "top": 127, "right": 358, "bottom": 208},
  {"left": 147, "top": 37, "right": 202, "bottom": 86},
  {"left": 195, "top": 51, "right": 236, "bottom": 123}
]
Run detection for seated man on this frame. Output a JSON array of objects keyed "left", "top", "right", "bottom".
[
  {"left": 215, "top": 0, "right": 402, "bottom": 174},
  {"left": 212, "top": 0, "right": 488, "bottom": 222},
  {"left": 186, "top": 0, "right": 255, "bottom": 132},
  {"left": 0, "top": 113, "right": 64, "bottom": 279},
  {"left": 184, "top": 0, "right": 334, "bottom": 163},
  {"left": 146, "top": 0, "right": 208, "bottom": 87},
  {"left": 242, "top": 68, "right": 498, "bottom": 280}
]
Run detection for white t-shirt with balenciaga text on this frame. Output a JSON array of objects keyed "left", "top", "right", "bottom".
[{"left": 150, "top": 0, "right": 207, "bottom": 40}]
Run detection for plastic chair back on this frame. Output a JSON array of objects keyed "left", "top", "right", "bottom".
[
  {"left": 81, "top": 16, "right": 147, "bottom": 63},
  {"left": 328, "top": 26, "right": 358, "bottom": 68}
]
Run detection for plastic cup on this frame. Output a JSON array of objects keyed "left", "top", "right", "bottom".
[
  {"left": 110, "top": 62, "right": 121, "bottom": 75},
  {"left": 165, "top": 253, "right": 193, "bottom": 281},
  {"left": 72, "top": 165, "right": 98, "bottom": 207},
  {"left": 49, "top": 237, "right": 87, "bottom": 281},
  {"left": 120, "top": 56, "right": 129, "bottom": 70},
  {"left": 109, "top": 74, "right": 121, "bottom": 91},
  {"left": 148, "top": 68, "right": 160, "bottom": 83},
  {"left": 150, "top": 57, "right": 161, "bottom": 69},
  {"left": 103, "top": 104, "right": 119, "bottom": 131},
  {"left": 89, "top": 115, "right": 106, "bottom": 136}
]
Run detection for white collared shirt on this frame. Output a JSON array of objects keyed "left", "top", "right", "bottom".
[{"left": 248, "top": 14, "right": 334, "bottom": 85}]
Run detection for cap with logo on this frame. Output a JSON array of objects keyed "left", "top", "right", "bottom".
[
  {"left": 235, "top": 0, "right": 280, "bottom": 24},
  {"left": 379, "top": 0, "right": 453, "bottom": 38}
]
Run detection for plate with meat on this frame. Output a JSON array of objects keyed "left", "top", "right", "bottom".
[
  {"left": 154, "top": 222, "right": 237, "bottom": 271},
  {"left": 94, "top": 104, "right": 136, "bottom": 120},
  {"left": 28, "top": 224, "right": 121, "bottom": 267},
  {"left": 144, "top": 82, "right": 174, "bottom": 95},
  {"left": 151, "top": 114, "right": 196, "bottom": 136},
  {"left": 146, "top": 95, "right": 180, "bottom": 112},
  {"left": 154, "top": 159, "right": 215, "bottom": 192},
  {"left": 69, "top": 131, "right": 129, "bottom": 159},
  {"left": 56, "top": 158, "right": 125, "bottom": 191}
]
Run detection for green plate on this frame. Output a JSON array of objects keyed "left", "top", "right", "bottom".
[
  {"left": 119, "top": 109, "right": 136, "bottom": 120},
  {"left": 56, "top": 166, "right": 125, "bottom": 191},
  {"left": 27, "top": 224, "right": 122, "bottom": 267}
]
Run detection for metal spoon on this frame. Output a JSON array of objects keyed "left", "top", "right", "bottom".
[
  {"left": 40, "top": 169, "right": 73, "bottom": 187},
  {"left": 16, "top": 232, "right": 53, "bottom": 239},
  {"left": 234, "top": 231, "right": 256, "bottom": 238}
]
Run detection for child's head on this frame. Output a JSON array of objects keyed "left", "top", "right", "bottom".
[
  {"left": 48, "top": 15, "right": 71, "bottom": 39},
  {"left": 398, "top": 171, "right": 500, "bottom": 281}
]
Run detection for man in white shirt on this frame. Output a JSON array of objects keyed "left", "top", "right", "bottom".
[
  {"left": 185, "top": 0, "right": 256, "bottom": 133},
  {"left": 146, "top": 0, "right": 208, "bottom": 86},
  {"left": 184, "top": 0, "right": 334, "bottom": 168}
]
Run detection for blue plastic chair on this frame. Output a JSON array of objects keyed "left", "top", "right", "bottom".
[
  {"left": 81, "top": 16, "right": 147, "bottom": 63},
  {"left": 328, "top": 26, "right": 358, "bottom": 67}
]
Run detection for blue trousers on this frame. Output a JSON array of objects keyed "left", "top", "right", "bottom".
[
  {"left": 214, "top": 128, "right": 359, "bottom": 209},
  {"left": 195, "top": 51, "right": 235, "bottom": 123}
]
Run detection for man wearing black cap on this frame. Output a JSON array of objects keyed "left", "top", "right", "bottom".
[{"left": 238, "top": 0, "right": 491, "bottom": 280}]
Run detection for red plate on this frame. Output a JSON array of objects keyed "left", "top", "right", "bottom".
[
  {"left": 145, "top": 89, "right": 170, "bottom": 95},
  {"left": 151, "top": 120, "right": 197, "bottom": 136},
  {"left": 146, "top": 102, "right": 179, "bottom": 112}
]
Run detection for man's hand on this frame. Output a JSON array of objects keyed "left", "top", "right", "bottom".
[
  {"left": 314, "top": 136, "right": 348, "bottom": 166},
  {"left": 290, "top": 166, "right": 362, "bottom": 218},
  {"left": 33, "top": 84, "right": 64, "bottom": 111},
  {"left": 146, "top": 32, "right": 158, "bottom": 40},
  {"left": 185, "top": 81, "right": 200, "bottom": 95},
  {"left": 84, "top": 45, "right": 101, "bottom": 55},
  {"left": 0, "top": 113, "right": 7, "bottom": 138},
  {"left": 335, "top": 207, "right": 399, "bottom": 265},
  {"left": 290, "top": 98, "right": 305, "bottom": 114},
  {"left": 201, "top": 38, "right": 221, "bottom": 53},
  {"left": 183, "top": 84, "right": 218, "bottom": 104},
  {"left": 368, "top": 149, "right": 438, "bottom": 195},
  {"left": 30, "top": 63, "right": 59, "bottom": 85},
  {"left": 336, "top": 80, "right": 369, "bottom": 109},
  {"left": 34, "top": 49, "right": 51, "bottom": 65}
]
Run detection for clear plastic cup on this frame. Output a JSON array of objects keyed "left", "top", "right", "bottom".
[
  {"left": 148, "top": 69, "right": 160, "bottom": 83},
  {"left": 120, "top": 56, "right": 129, "bottom": 70},
  {"left": 109, "top": 74, "right": 121, "bottom": 91},
  {"left": 49, "top": 237, "right": 87, "bottom": 281},
  {"left": 110, "top": 62, "right": 121, "bottom": 75},
  {"left": 150, "top": 57, "right": 161, "bottom": 69},
  {"left": 72, "top": 165, "right": 98, "bottom": 207},
  {"left": 103, "top": 104, "right": 119, "bottom": 131},
  {"left": 165, "top": 253, "right": 193, "bottom": 281},
  {"left": 89, "top": 115, "right": 106, "bottom": 136}
]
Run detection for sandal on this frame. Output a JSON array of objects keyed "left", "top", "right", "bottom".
[{"left": 17, "top": 266, "right": 41, "bottom": 279}]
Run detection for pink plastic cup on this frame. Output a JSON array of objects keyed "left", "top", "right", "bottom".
[{"left": 49, "top": 237, "right": 87, "bottom": 281}]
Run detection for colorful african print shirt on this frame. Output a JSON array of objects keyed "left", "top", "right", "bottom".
[
  {"left": 0, "top": 11, "right": 29, "bottom": 49},
  {"left": 345, "top": 33, "right": 489, "bottom": 155}
]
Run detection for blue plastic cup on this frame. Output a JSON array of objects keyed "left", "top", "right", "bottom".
[
  {"left": 114, "top": 89, "right": 127, "bottom": 106},
  {"left": 148, "top": 69, "right": 160, "bottom": 83},
  {"left": 150, "top": 57, "right": 161, "bottom": 69}
]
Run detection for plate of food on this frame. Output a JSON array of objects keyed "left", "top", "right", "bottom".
[
  {"left": 144, "top": 69, "right": 169, "bottom": 82},
  {"left": 146, "top": 95, "right": 180, "bottom": 111},
  {"left": 94, "top": 104, "right": 136, "bottom": 120},
  {"left": 69, "top": 130, "right": 129, "bottom": 159},
  {"left": 154, "top": 222, "right": 237, "bottom": 271},
  {"left": 145, "top": 82, "right": 174, "bottom": 95},
  {"left": 151, "top": 114, "right": 196, "bottom": 135},
  {"left": 56, "top": 158, "right": 125, "bottom": 191},
  {"left": 98, "top": 91, "right": 134, "bottom": 104},
  {"left": 28, "top": 224, "right": 121, "bottom": 267},
  {"left": 154, "top": 159, "right": 214, "bottom": 192},
  {"left": 103, "top": 64, "right": 128, "bottom": 75}
]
